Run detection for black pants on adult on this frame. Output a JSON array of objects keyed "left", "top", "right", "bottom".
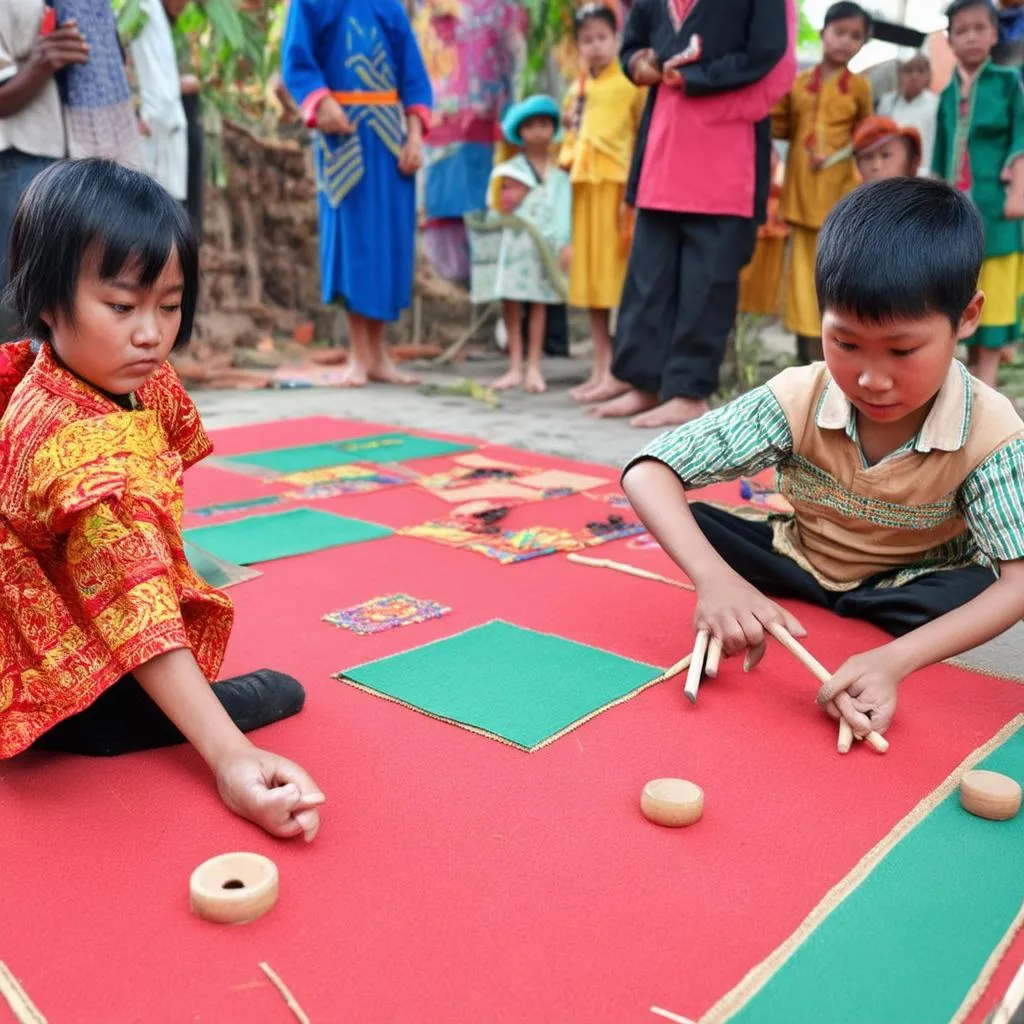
[
  {"left": 613, "top": 210, "right": 757, "bottom": 401},
  {"left": 691, "top": 503, "right": 997, "bottom": 637}
]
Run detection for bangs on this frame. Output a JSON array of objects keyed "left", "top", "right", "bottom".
[{"left": 4, "top": 159, "right": 199, "bottom": 348}]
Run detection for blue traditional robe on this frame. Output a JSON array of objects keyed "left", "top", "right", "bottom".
[{"left": 282, "top": 0, "right": 433, "bottom": 322}]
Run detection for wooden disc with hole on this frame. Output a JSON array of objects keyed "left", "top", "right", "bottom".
[
  {"left": 189, "top": 852, "right": 280, "bottom": 924},
  {"left": 640, "top": 778, "right": 704, "bottom": 828},
  {"left": 959, "top": 770, "right": 1022, "bottom": 821}
]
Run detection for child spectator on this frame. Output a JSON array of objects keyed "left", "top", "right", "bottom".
[
  {"left": 934, "top": 0, "right": 1024, "bottom": 388},
  {"left": 0, "top": 160, "right": 323, "bottom": 840},
  {"left": 876, "top": 53, "right": 938, "bottom": 172},
  {"left": 281, "top": 0, "right": 433, "bottom": 388},
  {"left": 774, "top": 1, "right": 872, "bottom": 363},
  {"left": 130, "top": 0, "right": 189, "bottom": 201},
  {"left": 489, "top": 96, "right": 572, "bottom": 394},
  {"left": 622, "top": 178, "right": 1024, "bottom": 740},
  {"left": 853, "top": 115, "right": 922, "bottom": 181},
  {"left": 739, "top": 149, "right": 789, "bottom": 317},
  {"left": 558, "top": 3, "right": 645, "bottom": 403}
]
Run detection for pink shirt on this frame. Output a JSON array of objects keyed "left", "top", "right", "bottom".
[{"left": 636, "top": 0, "right": 796, "bottom": 217}]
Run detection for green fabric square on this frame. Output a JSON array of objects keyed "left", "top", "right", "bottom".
[
  {"left": 220, "top": 433, "right": 475, "bottom": 475},
  {"left": 184, "top": 541, "right": 260, "bottom": 589},
  {"left": 183, "top": 508, "right": 392, "bottom": 565},
  {"left": 337, "top": 620, "right": 662, "bottom": 751},
  {"left": 724, "top": 723, "right": 1024, "bottom": 1024}
]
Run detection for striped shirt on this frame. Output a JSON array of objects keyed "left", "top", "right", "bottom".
[{"left": 632, "top": 365, "right": 1024, "bottom": 580}]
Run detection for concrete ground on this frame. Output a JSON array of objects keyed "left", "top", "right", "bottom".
[{"left": 193, "top": 348, "right": 1024, "bottom": 682}]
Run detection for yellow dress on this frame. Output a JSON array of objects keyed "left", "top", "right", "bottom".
[
  {"left": 559, "top": 63, "right": 646, "bottom": 310},
  {"left": 772, "top": 67, "right": 872, "bottom": 338}
]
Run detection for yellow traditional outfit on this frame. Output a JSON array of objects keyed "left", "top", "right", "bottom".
[
  {"left": 739, "top": 180, "right": 789, "bottom": 316},
  {"left": 773, "top": 67, "right": 872, "bottom": 338},
  {"left": 0, "top": 342, "right": 233, "bottom": 757},
  {"left": 559, "top": 63, "right": 645, "bottom": 310}
]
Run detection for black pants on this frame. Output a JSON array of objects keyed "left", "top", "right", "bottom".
[
  {"left": 691, "top": 503, "right": 996, "bottom": 637},
  {"left": 518, "top": 302, "right": 569, "bottom": 357},
  {"left": 182, "top": 92, "right": 204, "bottom": 238},
  {"left": 614, "top": 211, "right": 757, "bottom": 401}
]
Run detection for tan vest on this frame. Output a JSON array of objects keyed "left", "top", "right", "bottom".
[{"left": 767, "top": 363, "right": 1024, "bottom": 589}]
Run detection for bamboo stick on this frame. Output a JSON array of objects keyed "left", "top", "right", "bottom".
[
  {"left": 566, "top": 553, "right": 694, "bottom": 590},
  {"left": 685, "top": 630, "right": 710, "bottom": 705}
]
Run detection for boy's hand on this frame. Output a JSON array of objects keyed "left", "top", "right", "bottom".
[
  {"left": 398, "top": 135, "right": 422, "bottom": 175},
  {"left": 630, "top": 49, "right": 662, "bottom": 87},
  {"left": 559, "top": 244, "right": 572, "bottom": 274},
  {"left": 30, "top": 20, "right": 90, "bottom": 74},
  {"left": 316, "top": 95, "right": 353, "bottom": 135},
  {"left": 816, "top": 649, "right": 900, "bottom": 737},
  {"left": 215, "top": 746, "right": 325, "bottom": 842},
  {"left": 695, "top": 574, "right": 806, "bottom": 667}
]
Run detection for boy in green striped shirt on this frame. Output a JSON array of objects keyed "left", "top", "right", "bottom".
[{"left": 623, "top": 178, "right": 1024, "bottom": 741}]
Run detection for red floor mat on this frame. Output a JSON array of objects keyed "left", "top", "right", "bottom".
[{"left": 1, "top": 417, "right": 1020, "bottom": 1024}]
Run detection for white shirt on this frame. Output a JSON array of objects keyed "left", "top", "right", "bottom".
[
  {"left": 130, "top": 0, "right": 187, "bottom": 199},
  {"left": 877, "top": 89, "right": 939, "bottom": 175},
  {"left": 0, "top": 0, "right": 66, "bottom": 159}
]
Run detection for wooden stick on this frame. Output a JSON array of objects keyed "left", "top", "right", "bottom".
[
  {"left": 766, "top": 624, "right": 889, "bottom": 754},
  {"left": 567, "top": 553, "right": 694, "bottom": 590},
  {"left": 259, "top": 962, "right": 311, "bottom": 1024},
  {"left": 657, "top": 653, "right": 692, "bottom": 683},
  {"left": 704, "top": 636, "right": 723, "bottom": 679},
  {"left": 0, "top": 961, "right": 47, "bottom": 1024},
  {"left": 685, "top": 629, "right": 709, "bottom": 705}
]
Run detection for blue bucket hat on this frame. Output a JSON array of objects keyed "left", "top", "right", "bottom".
[{"left": 501, "top": 95, "right": 562, "bottom": 147}]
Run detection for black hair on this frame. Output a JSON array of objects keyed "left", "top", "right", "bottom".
[
  {"left": 4, "top": 159, "right": 198, "bottom": 350},
  {"left": 574, "top": 2, "right": 617, "bottom": 36},
  {"left": 945, "top": 0, "right": 999, "bottom": 30},
  {"left": 823, "top": 1, "right": 873, "bottom": 37},
  {"left": 816, "top": 178, "right": 983, "bottom": 330}
]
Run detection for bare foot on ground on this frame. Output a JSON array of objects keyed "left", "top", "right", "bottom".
[
  {"left": 368, "top": 352, "right": 419, "bottom": 385},
  {"left": 339, "top": 361, "right": 369, "bottom": 387},
  {"left": 589, "top": 388, "right": 658, "bottom": 419},
  {"left": 491, "top": 367, "right": 524, "bottom": 390},
  {"left": 584, "top": 377, "right": 632, "bottom": 404},
  {"left": 524, "top": 366, "right": 547, "bottom": 393},
  {"left": 569, "top": 374, "right": 601, "bottom": 400},
  {"left": 630, "top": 396, "right": 708, "bottom": 428}
]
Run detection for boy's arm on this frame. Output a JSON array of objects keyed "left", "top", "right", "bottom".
[
  {"left": 620, "top": 0, "right": 654, "bottom": 82},
  {"left": 820, "top": 442, "right": 1024, "bottom": 735},
  {"left": 681, "top": 0, "right": 790, "bottom": 97},
  {"left": 622, "top": 385, "right": 805, "bottom": 661}
]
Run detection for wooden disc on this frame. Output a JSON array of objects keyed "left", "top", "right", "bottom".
[
  {"left": 640, "top": 778, "right": 704, "bottom": 828},
  {"left": 959, "top": 770, "right": 1022, "bottom": 822},
  {"left": 189, "top": 852, "right": 280, "bottom": 924}
]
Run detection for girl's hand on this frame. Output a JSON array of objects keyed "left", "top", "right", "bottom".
[
  {"left": 316, "top": 95, "right": 353, "bottom": 136},
  {"left": 1005, "top": 191, "right": 1024, "bottom": 221},
  {"left": 215, "top": 746, "right": 325, "bottom": 842},
  {"left": 559, "top": 244, "right": 572, "bottom": 274},
  {"left": 398, "top": 135, "right": 423, "bottom": 175},
  {"left": 816, "top": 649, "right": 900, "bottom": 737},
  {"left": 694, "top": 575, "right": 806, "bottom": 668},
  {"left": 809, "top": 153, "right": 827, "bottom": 172}
]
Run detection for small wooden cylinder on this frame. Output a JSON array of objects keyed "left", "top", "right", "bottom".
[
  {"left": 640, "top": 778, "right": 704, "bottom": 828},
  {"left": 190, "top": 852, "right": 280, "bottom": 924},
  {"left": 959, "top": 770, "right": 1022, "bottom": 821}
]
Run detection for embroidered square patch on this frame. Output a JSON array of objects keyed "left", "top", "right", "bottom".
[{"left": 324, "top": 594, "right": 452, "bottom": 636}]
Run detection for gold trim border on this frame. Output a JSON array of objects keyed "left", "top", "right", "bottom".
[
  {"left": 948, "top": 899, "right": 1024, "bottom": 1024},
  {"left": 699, "top": 713, "right": 1024, "bottom": 1024}
]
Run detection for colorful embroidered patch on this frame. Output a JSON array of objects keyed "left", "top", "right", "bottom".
[
  {"left": 465, "top": 527, "right": 584, "bottom": 565},
  {"left": 278, "top": 463, "right": 403, "bottom": 487},
  {"left": 324, "top": 594, "right": 452, "bottom": 635},
  {"left": 584, "top": 522, "right": 647, "bottom": 546},
  {"left": 398, "top": 520, "right": 483, "bottom": 548}
]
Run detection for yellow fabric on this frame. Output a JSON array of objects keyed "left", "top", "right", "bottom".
[
  {"left": 740, "top": 236, "right": 787, "bottom": 317},
  {"left": 979, "top": 252, "right": 1024, "bottom": 327},
  {"left": 784, "top": 224, "right": 821, "bottom": 338},
  {"left": 569, "top": 180, "right": 629, "bottom": 308},
  {"left": 559, "top": 63, "right": 645, "bottom": 185},
  {"left": 773, "top": 68, "right": 872, "bottom": 229}
]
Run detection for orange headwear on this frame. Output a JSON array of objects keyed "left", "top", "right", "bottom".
[{"left": 852, "top": 115, "right": 922, "bottom": 165}]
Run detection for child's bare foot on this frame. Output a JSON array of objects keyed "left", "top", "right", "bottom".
[
  {"left": 339, "top": 360, "right": 369, "bottom": 387},
  {"left": 584, "top": 377, "right": 631, "bottom": 404},
  {"left": 570, "top": 373, "right": 601, "bottom": 400},
  {"left": 492, "top": 367, "right": 524, "bottom": 390},
  {"left": 368, "top": 351, "right": 419, "bottom": 385},
  {"left": 630, "top": 396, "right": 708, "bottom": 428},
  {"left": 524, "top": 366, "right": 547, "bottom": 393},
  {"left": 573, "top": 372, "right": 618, "bottom": 403},
  {"left": 589, "top": 387, "right": 658, "bottom": 418}
]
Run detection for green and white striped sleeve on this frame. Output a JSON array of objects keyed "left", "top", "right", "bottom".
[
  {"left": 625, "top": 385, "right": 794, "bottom": 489},
  {"left": 960, "top": 438, "right": 1024, "bottom": 562}
]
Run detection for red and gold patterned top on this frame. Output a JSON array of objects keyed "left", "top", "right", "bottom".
[{"left": 0, "top": 342, "right": 233, "bottom": 757}]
